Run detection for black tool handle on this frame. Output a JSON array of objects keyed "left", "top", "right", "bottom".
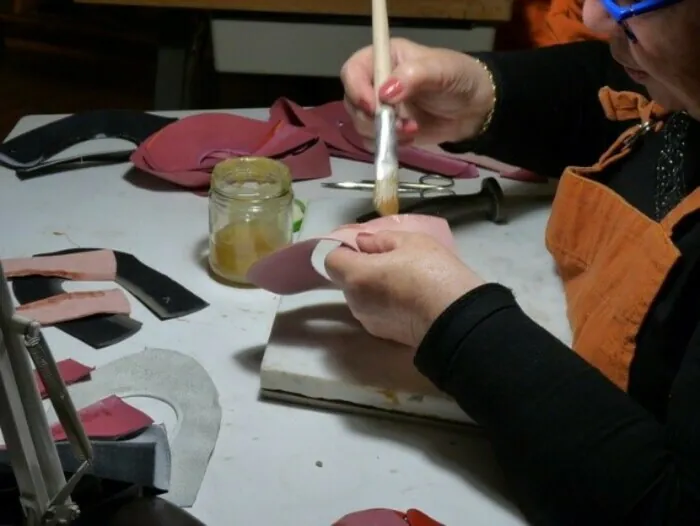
[{"left": 356, "top": 177, "right": 506, "bottom": 224}]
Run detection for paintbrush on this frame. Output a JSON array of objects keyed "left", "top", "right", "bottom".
[{"left": 371, "top": 0, "right": 400, "bottom": 216}]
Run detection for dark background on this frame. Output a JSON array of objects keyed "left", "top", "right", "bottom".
[{"left": 0, "top": 0, "right": 345, "bottom": 138}]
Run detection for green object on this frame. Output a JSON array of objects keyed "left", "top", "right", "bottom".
[{"left": 293, "top": 199, "right": 306, "bottom": 232}]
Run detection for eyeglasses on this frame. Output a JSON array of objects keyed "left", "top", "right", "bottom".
[{"left": 601, "top": 0, "right": 684, "bottom": 42}]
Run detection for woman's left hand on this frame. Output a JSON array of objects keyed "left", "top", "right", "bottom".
[{"left": 325, "top": 230, "right": 485, "bottom": 348}]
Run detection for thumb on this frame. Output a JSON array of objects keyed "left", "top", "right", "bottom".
[
  {"left": 325, "top": 231, "right": 410, "bottom": 284},
  {"left": 355, "top": 230, "right": 407, "bottom": 253},
  {"left": 324, "top": 246, "right": 363, "bottom": 285}
]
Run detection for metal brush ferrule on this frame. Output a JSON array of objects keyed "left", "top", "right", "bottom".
[{"left": 374, "top": 105, "right": 397, "bottom": 179}]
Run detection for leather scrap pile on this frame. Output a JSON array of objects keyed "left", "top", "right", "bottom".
[
  {"left": 0, "top": 101, "right": 543, "bottom": 189},
  {"left": 3, "top": 248, "right": 208, "bottom": 349}
]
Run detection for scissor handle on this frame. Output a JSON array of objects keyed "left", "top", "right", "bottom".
[
  {"left": 419, "top": 187, "right": 456, "bottom": 199},
  {"left": 419, "top": 173, "right": 455, "bottom": 187}
]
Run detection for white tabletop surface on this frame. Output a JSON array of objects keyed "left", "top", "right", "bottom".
[{"left": 0, "top": 109, "right": 528, "bottom": 525}]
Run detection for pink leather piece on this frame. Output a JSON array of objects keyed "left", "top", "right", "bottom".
[
  {"left": 405, "top": 509, "right": 444, "bottom": 526},
  {"left": 271, "top": 98, "right": 369, "bottom": 159},
  {"left": 2, "top": 249, "right": 117, "bottom": 281},
  {"left": 273, "top": 98, "right": 544, "bottom": 182},
  {"left": 15, "top": 288, "right": 131, "bottom": 326},
  {"left": 498, "top": 168, "right": 545, "bottom": 182},
  {"left": 0, "top": 395, "right": 153, "bottom": 449},
  {"left": 332, "top": 508, "right": 443, "bottom": 526},
  {"left": 51, "top": 394, "right": 153, "bottom": 442},
  {"left": 332, "top": 509, "right": 408, "bottom": 526},
  {"left": 271, "top": 98, "right": 480, "bottom": 179},
  {"left": 130, "top": 112, "right": 333, "bottom": 187},
  {"left": 34, "top": 358, "right": 94, "bottom": 399},
  {"left": 456, "top": 152, "right": 545, "bottom": 183},
  {"left": 246, "top": 214, "right": 454, "bottom": 295}
]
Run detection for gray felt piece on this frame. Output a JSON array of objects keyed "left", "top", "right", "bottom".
[{"left": 45, "top": 347, "right": 221, "bottom": 507}]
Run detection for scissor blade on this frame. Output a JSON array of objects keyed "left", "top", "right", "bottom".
[
  {"left": 322, "top": 182, "right": 376, "bottom": 191},
  {"left": 323, "top": 182, "right": 414, "bottom": 192},
  {"left": 359, "top": 179, "right": 439, "bottom": 191}
]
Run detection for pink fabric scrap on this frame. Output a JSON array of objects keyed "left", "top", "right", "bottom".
[{"left": 130, "top": 98, "right": 544, "bottom": 191}]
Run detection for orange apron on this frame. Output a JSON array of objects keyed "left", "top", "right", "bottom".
[{"left": 545, "top": 87, "right": 700, "bottom": 391}]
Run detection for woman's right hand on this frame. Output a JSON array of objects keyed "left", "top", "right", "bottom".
[{"left": 340, "top": 37, "right": 496, "bottom": 146}]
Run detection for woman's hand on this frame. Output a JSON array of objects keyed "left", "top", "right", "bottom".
[
  {"left": 324, "top": 230, "right": 485, "bottom": 348},
  {"left": 340, "top": 37, "right": 495, "bottom": 146}
]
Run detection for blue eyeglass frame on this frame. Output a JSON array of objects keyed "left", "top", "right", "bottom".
[{"left": 601, "top": 0, "right": 684, "bottom": 42}]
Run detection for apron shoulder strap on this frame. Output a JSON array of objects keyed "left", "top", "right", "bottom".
[
  {"left": 587, "top": 87, "right": 668, "bottom": 168},
  {"left": 598, "top": 87, "right": 667, "bottom": 123}
]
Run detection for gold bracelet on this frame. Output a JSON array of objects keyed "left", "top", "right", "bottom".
[{"left": 473, "top": 57, "right": 497, "bottom": 138}]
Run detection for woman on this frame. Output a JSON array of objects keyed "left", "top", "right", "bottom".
[{"left": 330, "top": 0, "right": 700, "bottom": 524}]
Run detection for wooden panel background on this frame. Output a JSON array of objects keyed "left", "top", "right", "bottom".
[{"left": 74, "top": 0, "right": 514, "bottom": 22}]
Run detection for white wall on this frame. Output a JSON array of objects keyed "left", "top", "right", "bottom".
[{"left": 211, "top": 19, "right": 495, "bottom": 77}]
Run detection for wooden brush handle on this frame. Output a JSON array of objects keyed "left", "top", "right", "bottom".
[{"left": 372, "top": 0, "right": 392, "bottom": 100}]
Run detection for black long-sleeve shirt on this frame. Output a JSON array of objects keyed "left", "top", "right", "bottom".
[{"left": 416, "top": 40, "right": 700, "bottom": 525}]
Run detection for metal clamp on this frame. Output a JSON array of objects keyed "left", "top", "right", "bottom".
[{"left": 0, "top": 262, "right": 93, "bottom": 525}]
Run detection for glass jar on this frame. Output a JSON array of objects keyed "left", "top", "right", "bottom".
[{"left": 208, "top": 157, "right": 294, "bottom": 285}]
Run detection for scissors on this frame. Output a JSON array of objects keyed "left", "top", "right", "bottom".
[{"left": 322, "top": 173, "right": 456, "bottom": 199}]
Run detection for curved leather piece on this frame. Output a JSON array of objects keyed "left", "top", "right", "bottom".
[
  {"left": 247, "top": 214, "right": 455, "bottom": 295},
  {"left": 0, "top": 110, "right": 176, "bottom": 170},
  {"left": 12, "top": 275, "right": 142, "bottom": 349},
  {"left": 11, "top": 247, "right": 209, "bottom": 348},
  {"left": 37, "top": 248, "right": 209, "bottom": 320}
]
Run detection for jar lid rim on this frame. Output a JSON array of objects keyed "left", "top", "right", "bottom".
[{"left": 210, "top": 157, "right": 292, "bottom": 201}]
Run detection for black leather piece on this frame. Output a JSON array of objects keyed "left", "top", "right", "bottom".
[
  {"left": 15, "top": 150, "right": 135, "bottom": 180},
  {"left": 0, "top": 110, "right": 176, "bottom": 170},
  {"left": 10, "top": 247, "right": 209, "bottom": 348}
]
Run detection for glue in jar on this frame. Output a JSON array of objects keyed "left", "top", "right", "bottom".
[{"left": 208, "top": 157, "right": 294, "bottom": 285}]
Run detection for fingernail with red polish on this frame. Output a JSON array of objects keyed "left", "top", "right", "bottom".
[
  {"left": 379, "top": 79, "right": 403, "bottom": 100},
  {"left": 399, "top": 119, "right": 418, "bottom": 133},
  {"left": 403, "top": 119, "right": 418, "bottom": 133}
]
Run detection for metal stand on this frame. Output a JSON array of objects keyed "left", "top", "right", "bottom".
[{"left": 0, "top": 263, "right": 92, "bottom": 525}]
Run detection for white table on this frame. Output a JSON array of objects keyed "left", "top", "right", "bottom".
[{"left": 0, "top": 109, "right": 528, "bottom": 525}]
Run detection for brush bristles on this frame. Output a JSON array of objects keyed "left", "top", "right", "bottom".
[{"left": 373, "top": 170, "right": 400, "bottom": 216}]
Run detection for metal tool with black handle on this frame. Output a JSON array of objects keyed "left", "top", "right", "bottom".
[
  {"left": 0, "top": 261, "right": 94, "bottom": 525},
  {"left": 356, "top": 176, "right": 507, "bottom": 224}
]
